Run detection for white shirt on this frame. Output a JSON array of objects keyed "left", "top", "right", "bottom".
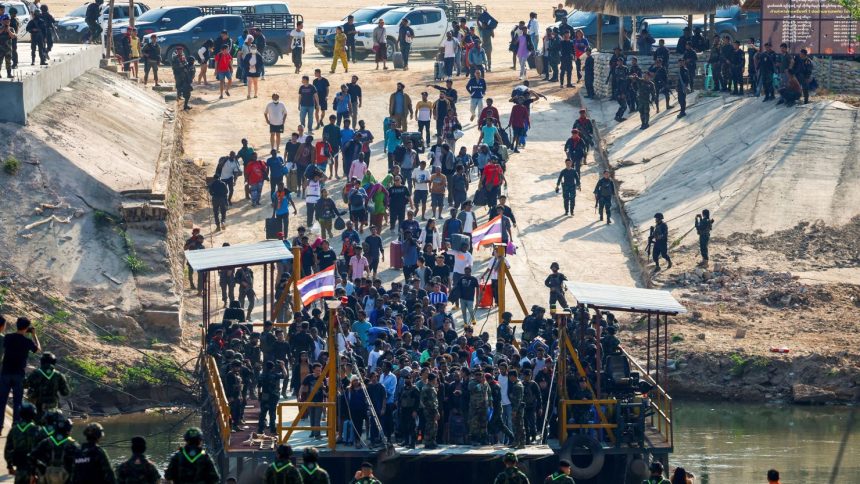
[
  {"left": 461, "top": 210, "right": 477, "bottom": 233},
  {"left": 490, "top": 259, "right": 510, "bottom": 281},
  {"left": 290, "top": 30, "right": 305, "bottom": 49},
  {"left": 337, "top": 332, "right": 357, "bottom": 352},
  {"left": 219, "top": 158, "right": 240, "bottom": 180},
  {"left": 451, "top": 249, "right": 473, "bottom": 274},
  {"left": 306, "top": 180, "right": 321, "bottom": 204},
  {"left": 499, "top": 377, "right": 511, "bottom": 406},
  {"left": 442, "top": 39, "right": 457, "bottom": 58},
  {"left": 527, "top": 19, "right": 539, "bottom": 36},
  {"left": 417, "top": 105, "right": 432, "bottom": 122},
  {"left": 412, "top": 169, "right": 431, "bottom": 191},
  {"left": 265, "top": 101, "right": 287, "bottom": 125},
  {"left": 368, "top": 349, "right": 384, "bottom": 371}
]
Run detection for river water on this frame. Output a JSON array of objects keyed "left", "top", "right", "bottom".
[{"left": 82, "top": 402, "right": 859, "bottom": 482}]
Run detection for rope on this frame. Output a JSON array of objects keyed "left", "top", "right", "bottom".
[{"left": 539, "top": 355, "right": 558, "bottom": 445}]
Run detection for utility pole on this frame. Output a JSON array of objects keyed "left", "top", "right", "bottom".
[
  {"left": 105, "top": 0, "right": 115, "bottom": 59},
  {"left": 128, "top": 0, "right": 135, "bottom": 28}
]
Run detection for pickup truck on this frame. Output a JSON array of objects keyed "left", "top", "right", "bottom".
[
  {"left": 56, "top": 2, "right": 150, "bottom": 43},
  {"left": 555, "top": 10, "right": 634, "bottom": 51},
  {"left": 152, "top": 12, "right": 300, "bottom": 66},
  {"left": 110, "top": 6, "right": 204, "bottom": 43},
  {"left": 314, "top": 5, "right": 399, "bottom": 59},
  {"left": 695, "top": 6, "right": 761, "bottom": 43}
]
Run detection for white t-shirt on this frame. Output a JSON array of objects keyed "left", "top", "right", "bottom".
[
  {"left": 490, "top": 259, "right": 510, "bottom": 281},
  {"left": 290, "top": 30, "right": 305, "bottom": 49},
  {"left": 265, "top": 101, "right": 287, "bottom": 125},
  {"left": 306, "top": 180, "right": 321, "bottom": 203},
  {"left": 451, "top": 249, "right": 473, "bottom": 274},
  {"left": 219, "top": 158, "right": 240, "bottom": 180},
  {"left": 417, "top": 105, "right": 432, "bottom": 122},
  {"left": 460, "top": 210, "right": 477, "bottom": 233},
  {"left": 499, "top": 377, "right": 511, "bottom": 405},
  {"left": 442, "top": 39, "right": 457, "bottom": 58},
  {"left": 528, "top": 19, "right": 539, "bottom": 36},
  {"left": 412, "top": 168, "right": 431, "bottom": 191}
]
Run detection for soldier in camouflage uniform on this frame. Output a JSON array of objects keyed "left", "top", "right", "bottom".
[
  {"left": 73, "top": 422, "right": 117, "bottom": 483},
  {"left": 420, "top": 373, "right": 440, "bottom": 449},
  {"left": 114, "top": 436, "right": 161, "bottom": 484},
  {"left": 636, "top": 72, "right": 656, "bottom": 130},
  {"left": 397, "top": 374, "right": 421, "bottom": 448},
  {"left": 298, "top": 447, "right": 331, "bottom": 484},
  {"left": 29, "top": 417, "right": 79, "bottom": 484},
  {"left": 493, "top": 452, "right": 530, "bottom": 484},
  {"left": 468, "top": 371, "right": 490, "bottom": 445},
  {"left": 487, "top": 374, "right": 514, "bottom": 445},
  {"left": 24, "top": 352, "right": 70, "bottom": 420},
  {"left": 4, "top": 402, "right": 47, "bottom": 484},
  {"left": 164, "top": 428, "right": 220, "bottom": 484},
  {"left": 507, "top": 370, "right": 526, "bottom": 449},
  {"left": 264, "top": 444, "right": 303, "bottom": 484},
  {"left": 522, "top": 369, "right": 542, "bottom": 444},
  {"left": 543, "top": 460, "right": 575, "bottom": 484}
]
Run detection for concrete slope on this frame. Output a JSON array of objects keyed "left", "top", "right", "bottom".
[
  {"left": 0, "top": 69, "right": 167, "bottom": 311},
  {"left": 594, "top": 95, "right": 860, "bottom": 241}
]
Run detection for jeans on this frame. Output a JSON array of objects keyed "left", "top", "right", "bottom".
[
  {"left": 0, "top": 374, "right": 25, "bottom": 430},
  {"left": 212, "top": 198, "right": 228, "bottom": 226},
  {"left": 250, "top": 182, "right": 264, "bottom": 205},
  {"left": 336, "top": 111, "right": 350, "bottom": 127},
  {"left": 561, "top": 186, "right": 576, "bottom": 213},
  {"left": 306, "top": 202, "right": 317, "bottom": 227},
  {"left": 444, "top": 57, "right": 455, "bottom": 77},
  {"left": 309, "top": 405, "right": 323, "bottom": 437},
  {"left": 461, "top": 298, "right": 476, "bottom": 326},
  {"left": 400, "top": 43, "right": 411, "bottom": 67},
  {"left": 470, "top": 97, "right": 484, "bottom": 116},
  {"left": 502, "top": 404, "right": 513, "bottom": 443},
  {"left": 258, "top": 400, "right": 277, "bottom": 432},
  {"left": 597, "top": 196, "right": 612, "bottom": 221},
  {"left": 299, "top": 105, "right": 315, "bottom": 133},
  {"left": 518, "top": 55, "right": 529, "bottom": 78}
]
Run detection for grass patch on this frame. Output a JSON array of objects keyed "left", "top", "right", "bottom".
[
  {"left": 117, "top": 228, "right": 148, "bottom": 274},
  {"left": 0, "top": 287, "right": 7, "bottom": 311},
  {"left": 729, "top": 353, "right": 769, "bottom": 376},
  {"left": 67, "top": 356, "right": 110, "bottom": 382},
  {"left": 671, "top": 333, "right": 685, "bottom": 343},
  {"left": 3, "top": 156, "right": 20, "bottom": 175},
  {"left": 93, "top": 210, "right": 120, "bottom": 228},
  {"left": 99, "top": 334, "right": 128, "bottom": 344},
  {"left": 120, "top": 355, "right": 186, "bottom": 389}
]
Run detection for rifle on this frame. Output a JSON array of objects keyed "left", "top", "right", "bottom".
[{"left": 645, "top": 226, "right": 655, "bottom": 257}]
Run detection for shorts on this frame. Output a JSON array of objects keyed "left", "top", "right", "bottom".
[
  {"left": 431, "top": 193, "right": 445, "bottom": 207},
  {"left": 269, "top": 124, "right": 284, "bottom": 134},
  {"left": 368, "top": 257, "right": 380, "bottom": 272},
  {"left": 350, "top": 209, "right": 367, "bottom": 223},
  {"left": 216, "top": 71, "right": 232, "bottom": 81},
  {"left": 513, "top": 127, "right": 526, "bottom": 138},
  {"left": 318, "top": 98, "right": 328, "bottom": 110},
  {"left": 414, "top": 190, "right": 428, "bottom": 204}
]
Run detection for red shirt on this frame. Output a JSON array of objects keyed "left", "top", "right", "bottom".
[
  {"left": 479, "top": 106, "right": 500, "bottom": 126},
  {"left": 215, "top": 52, "right": 233, "bottom": 73},
  {"left": 245, "top": 160, "right": 266, "bottom": 185},
  {"left": 509, "top": 104, "right": 529, "bottom": 129},
  {"left": 315, "top": 141, "right": 331, "bottom": 163},
  {"left": 482, "top": 163, "right": 503, "bottom": 188}
]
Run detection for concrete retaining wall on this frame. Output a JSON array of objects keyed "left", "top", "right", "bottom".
[
  {"left": 0, "top": 45, "right": 102, "bottom": 124},
  {"left": 812, "top": 57, "right": 860, "bottom": 95}
]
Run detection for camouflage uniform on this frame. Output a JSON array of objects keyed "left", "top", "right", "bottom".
[
  {"left": 298, "top": 463, "right": 331, "bottom": 484},
  {"left": 4, "top": 420, "right": 48, "bottom": 484},
  {"left": 467, "top": 379, "right": 489, "bottom": 444},
  {"left": 264, "top": 459, "right": 303, "bottom": 484},
  {"left": 420, "top": 382, "right": 439, "bottom": 447},
  {"left": 115, "top": 453, "right": 162, "bottom": 484},
  {"left": 544, "top": 472, "right": 575, "bottom": 483},
  {"left": 29, "top": 434, "right": 79, "bottom": 483},
  {"left": 72, "top": 442, "right": 117, "bottom": 483},
  {"left": 508, "top": 379, "right": 525, "bottom": 448},
  {"left": 164, "top": 446, "right": 220, "bottom": 484},
  {"left": 494, "top": 466, "right": 531, "bottom": 484},
  {"left": 488, "top": 380, "right": 514, "bottom": 443},
  {"left": 25, "top": 366, "right": 70, "bottom": 419},
  {"left": 636, "top": 78, "right": 656, "bottom": 129}
]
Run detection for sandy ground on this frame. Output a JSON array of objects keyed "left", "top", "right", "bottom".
[{"left": 178, "top": 52, "right": 641, "bottom": 334}]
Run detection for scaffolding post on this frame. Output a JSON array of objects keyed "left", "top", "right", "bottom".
[
  {"left": 326, "top": 300, "right": 340, "bottom": 449},
  {"left": 558, "top": 313, "right": 568, "bottom": 444},
  {"left": 597, "top": 14, "right": 603, "bottom": 51},
  {"left": 495, "top": 243, "right": 506, "bottom": 326},
  {"left": 292, "top": 246, "right": 302, "bottom": 316}
]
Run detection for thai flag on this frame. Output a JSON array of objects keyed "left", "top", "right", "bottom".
[
  {"left": 296, "top": 265, "right": 336, "bottom": 307},
  {"left": 470, "top": 215, "right": 503, "bottom": 247}
]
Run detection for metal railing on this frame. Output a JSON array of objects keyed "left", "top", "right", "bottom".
[
  {"left": 203, "top": 355, "right": 233, "bottom": 450},
  {"left": 276, "top": 401, "right": 337, "bottom": 447},
  {"left": 622, "top": 347, "right": 673, "bottom": 448},
  {"left": 560, "top": 399, "right": 620, "bottom": 432}
]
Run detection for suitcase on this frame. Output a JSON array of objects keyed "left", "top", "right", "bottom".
[
  {"left": 392, "top": 52, "right": 405, "bottom": 69},
  {"left": 451, "top": 233, "right": 471, "bottom": 252},
  {"left": 534, "top": 54, "right": 545, "bottom": 75},
  {"left": 434, "top": 61, "right": 445, "bottom": 81},
  {"left": 527, "top": 53, "right": 536, "bottom": 69},
  {"left": 390, "top": 241, "right": 403, "bottom": 269},
  {"left": 477, "top": 283, "right": 494, "bottom": 308},
  {"left": 265, "top": 217, "right": 282, "bottom": 240}
]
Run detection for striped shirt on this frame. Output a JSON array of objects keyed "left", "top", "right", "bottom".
[{"left": 429, "top": 291, "right": 449, "bottom": 306}]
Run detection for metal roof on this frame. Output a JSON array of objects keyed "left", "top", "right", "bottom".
[
  {"left": 185, "top": 240, "right": 292, "bottom": 271},
  {"left": 565, "top": 281, "right": 687, "bottom": 315}
]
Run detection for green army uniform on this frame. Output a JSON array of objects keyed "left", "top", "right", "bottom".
[
  {"left": 115, "top": 453, "right": 162, "bottom": 484},
  {"left": 643, "top": 478, "right": 670, "bottom": 484},
  {"left": 544, "top": 472, "right": 574, "bottom": 484},
  {"left": 25, "top": 366, "right": 71, "bottom": 418},
  {"left": 350, "top": 477, "right": 383, "bottom": 484},
  {"left": 494, "top": 466, "right": 530, "bottom": 484},
  {"left": 420, "top": 383, "right": 439, "bottom": 448},
  {"left": 164, "top": 445, "right": 220, "bottom": 484},
  {"left": 73, "top": 441, "right": 117, "bottom": 483},
  {"left": 636, "top": 78, "right": 656, "bottom": 129},
  {"left": 397, "top": 384, "right": 421, "bottom": 447},
  {"left": 298, "top": 462, "right": 331, "bottom": 484},
  {"left": 488, "top": 382, "right": 514, "bottom": 443},
  {"left": 508, "top": 380, "right": 526, "bottom": 448},
  {"left": 29, "top": 434, "right": 79, "bottom": 484},
  {"left": 4, "top": 421, "right": 48, "bottom": 484},
  {"left": 264, "top": 459, "right": 303, "bottom": 484},
  {"left": 467, "top": 380, "right": 489, "bottom": 444}
]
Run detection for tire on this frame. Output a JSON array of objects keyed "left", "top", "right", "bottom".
[
  {"left": 386, "top": 38, "right": 396, "bottom": 60},
  {"left": 420, "top": 50, "right": 437, "bottom": 59},
  {"left": 164, "top": 45, "right": 187, "bottom": 65},
  {"left": 319, "top": 49, "right": 333, "bottom": 58},
  {"left": 261, "top": 45, "right": 280, "bottom": 66},
  {"left": 560, "top": 434, "right": 605, "bottom": 480},
  {"left": 354, "top": 50, "right": 370, "bottom": 61},
  {"left": 719, "top": 30, "right": 735, "bottom": 43}
]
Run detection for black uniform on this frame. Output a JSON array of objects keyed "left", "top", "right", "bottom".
[
  {"left": 208, "top": 178, "right": 229, "bottom": 228},
  {"left": 544, "top": 36, "right": 559, "bottom": 82},
  {"left": 257, "top": 366, "right": 285, "bottom": 433},
  {"left": 652, "top": 220, "right": 671, "bottom": 269},
  {"left": 556, "top": 167, "right": 580, "bottom": 215},
  {"left": 611, "top": 65, "right": 629, "bottom": 121},
  {"left": 26, "top": 13, "right": 47, "bottom": 65},
  {"left": 678, "top": 63, "right": 690, "bottom": 117},
  {"left": 683, "top": 47, "right": 698, "bottom": 91},
  {"left": 695, "top": 216, "right": 714, "bottom": 261},
  {"left": 558, "top": 38, "right": 573, "bottom": 87},
  {"left": 792, "top": 55, "right": 814, "bottom": 104},
  {"left": 72, "top": 442, "right": 117, "bottom": 484},
  {"left": 731, "top": 47, "right": 745, "bottom": 94},
  {"left": 719, "top": 42, "right": 734, "bottom": 91},
  {"left": 583, "top": 54, "right": 595, "bottom": 97},
  {"left": 758, "top": 50, "right": 776, "bottom": 100},
  {"left": 397, "top": 383, "right": 421, "bottom": 447},
  {"left": 649, "top": 64, "right": 670, "bottom": 111},
  {"left": 544, "top": 272, "right": 568, "bottom": 308},
  {"left": 593, "top": 177, "right": 614, "bottom": 223}
]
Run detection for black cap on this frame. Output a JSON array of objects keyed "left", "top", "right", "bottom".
[{"left": 559, "top": 460, "right": 571, "bottom": 467}]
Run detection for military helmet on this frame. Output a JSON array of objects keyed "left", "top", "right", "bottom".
[
  {"left": 40, "top": 352, "right": 58, "bottom": 365},
  {"left": 54, "top": 418, "right": 73, "bottom": 435},
  {"left": 654, "top": 212, "right": 664, "bottom": 220},
  {"left": 184, "top": 427, "right": 203, "bottom": 441},
  {"left": 19, "top": 402, "right": 37, "bottom": 421},
  {"left": 550, "top": 261, "right": 560, "bottom": 270},
  {"left": 44, "top": 408, "right": 65, "bottom": 427},
  {"left": 503, "top": 452, "right": 518, "bottom": 463},
  {"left": 83, "top": 422, "right": 104, "bottom": 440},
  {"left": 276, "top": 444, "right": 293, "bottom": 458}
]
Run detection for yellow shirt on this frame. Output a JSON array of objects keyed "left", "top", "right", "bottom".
[
  {"left": 130, "top": 37, "right": 140, "bottom": 58},
  {"left": 333, "top": 32, "right": 347, "bottom": 52}
]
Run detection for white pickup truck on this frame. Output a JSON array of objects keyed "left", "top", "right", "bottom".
[{"left": 353, "top": 6, "right": 450, "bottom": 61}]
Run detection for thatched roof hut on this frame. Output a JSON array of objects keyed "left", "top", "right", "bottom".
[{"left": 564, "top": 0, "right": 738, "bottom": 16}]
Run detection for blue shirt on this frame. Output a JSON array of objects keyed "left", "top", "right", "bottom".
[
  {"left": 266, "top": 155, "right": 285, "bottom": 179},
  {"left": 352, "top": 320, "right": 372, "bottom": 347},
  {"left": 466, "top": 78, "right": 487, "bottom": 99},
  {"left": 394, "top": 92, "right": 405, "bottom": 114},
  {"left": 336, "top": 93, "right": 351, "bottom": 114},
  {"left": 340, "top": 128, "right": 355, "bottom": 147},
  {"left": 381, "top": 372, "right": 397, "bottom": 404}
]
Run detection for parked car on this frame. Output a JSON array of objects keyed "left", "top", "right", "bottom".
[
  {"left": 110, "top": 6, "right": 204, "bottom": 43},
  {"left": 638, "top": 17, "right": 689, "bottom": 52},
  {"left": 314, "top": 5, "right": 399, "bottom": 58},
  {"left": 698, "top": 6, "right": 761, "bottom": 43},
  {"left": 153, "top": 11, "right": 299, "bottom": 66},
  {"left": 57, "top": 2, "right": 150, "bottom": 43},
  {"left": 1, "top": 1, "right": 32, "bottom": 41},
  {"left": 556, "top": 10, "right": 634, "bottom": 51},
  {"left": 199, "top": 0, "right": 292, "bottom": 15}
]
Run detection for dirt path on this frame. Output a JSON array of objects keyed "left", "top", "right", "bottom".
[{"left": 181, "top": 53, "right": 641, "bottom": 334}]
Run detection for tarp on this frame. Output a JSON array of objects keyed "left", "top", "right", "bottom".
[{"left": 565, "top": 281, "right": 687, "bottom": 314}]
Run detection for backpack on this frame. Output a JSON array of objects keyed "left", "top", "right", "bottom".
[{"left": 42, "top": 438, "right": 72, "bottom": 484}]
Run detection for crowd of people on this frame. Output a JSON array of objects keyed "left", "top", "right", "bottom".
[{"left": 0, "top": 2, "right": 58, "bottom": 76}]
